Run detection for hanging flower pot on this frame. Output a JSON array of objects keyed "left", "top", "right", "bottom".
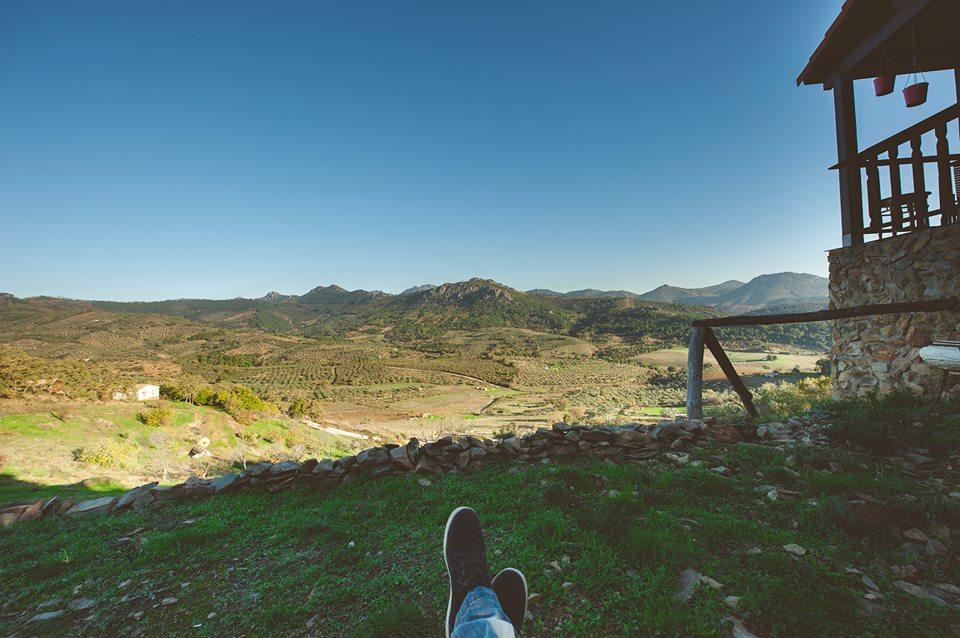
[
  {"left": 874, "top": 74, "right": 895, "bottom": 96},
  {"left": 903, "top": 81, "right": 928, "bottom": 107},
  {"left": 901, "top": 26, "right": 928, "bottom": 108},
  {"left": 874, "top": 48, "right": 895, "bottom": 97}
]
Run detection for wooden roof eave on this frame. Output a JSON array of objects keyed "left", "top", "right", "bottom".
[{"left": 797, "top": 0, "right": 938, "bottom": 90}]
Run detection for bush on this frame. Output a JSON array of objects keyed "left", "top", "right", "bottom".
[
  {"left": 73, "top": 439, "right": 139, "bottom": 468},
  {"left": 708, "top": 376, "right": 831, "bottom": 422},
  {"left": 287, "top": 397, "right": 322, "bottom": 419},
  {"left": 160, "top": 383, "right": 188, "bottom": 402},
  {"left": 137, "top": 406, "right": 172, "bottom": 427},
  {"left": 172, "top": 383, "right": 278, "bottom": 420}
]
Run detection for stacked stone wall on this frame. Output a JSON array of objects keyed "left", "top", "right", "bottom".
[
  {"left": 828, "top": 225, "right": 960, "bottom": 399},
  {"left": 1, "top": 417, "right": 761, "bottom": 527}
]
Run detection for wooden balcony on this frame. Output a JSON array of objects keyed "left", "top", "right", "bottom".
[{"left": 831, "top": 103, "right": 960, "bottom": 243}]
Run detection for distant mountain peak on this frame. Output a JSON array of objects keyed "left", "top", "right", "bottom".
[
  {"left": 304, "top": 284, "right": 348, "bottom": 295},
  {"left": 637, "top": 273, "right": 825, "bottom": 311},
  {"left": 400, "top": 284, "right": 437, "bottom": 296},
  {"left": 424, "top": 278, "right": 517, "bottom": 303},
  {"left": 262, "top": 291, "right": 286, "bottom": 299}
]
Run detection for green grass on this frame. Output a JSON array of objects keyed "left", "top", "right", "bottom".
[
  {"left": 2, "top": 450, "right": 958, "bottom": 637},
  {"left": 0, "top": 402, "right": 364, "bottom": 504},
  {"left": 636, "top": 406, "right": 680, "bottom": 416}
]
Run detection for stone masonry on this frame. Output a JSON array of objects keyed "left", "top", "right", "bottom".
[
  {"left": 0, "top": 417, "right": 768, "bottom": 528},
  {"left": 828, "top": 225, "right": 960, "bottom": 399}
]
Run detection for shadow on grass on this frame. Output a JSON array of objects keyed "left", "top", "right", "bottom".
[{"left": 0, "top": 472, "right": 128, "bottom": 507}]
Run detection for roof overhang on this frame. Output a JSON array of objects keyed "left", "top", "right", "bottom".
[{"left": 797, "top": 0, "right": 960, "bottom": 89}]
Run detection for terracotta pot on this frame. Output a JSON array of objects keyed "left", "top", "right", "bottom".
[
  {"left": 903, "top": 81, "right": 928, "bottom": 107},
  {"left": 874, "top": 74, "right": 895, "bottom": 96}
]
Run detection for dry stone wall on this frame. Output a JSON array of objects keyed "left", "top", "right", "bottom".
[
  {"left": 1, "top": 417, "right": 761, "bottom": 528},
  {"left": 828, "top": 225, "right": 960, "bottom": 400}
]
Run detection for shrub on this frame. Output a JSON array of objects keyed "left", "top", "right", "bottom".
[
  {"left": 287, "top": 397, "right": 322, "bottom": 420},
  {"left": 160, "top": 383, "right": 188, "bottom": 402},
  {"left": 194, "top": 387, "right": 216, "bottom": 406},
  {"left": 73, "top": 439, "right": 139, "bottom": 468},
  {"left": 709, "top": 377, "right": 831, "bottom": 422},
  {"left": 176, "top": 383, "right": 278, "bottom": 420},
  {"left": 137, "top": 406, "right": 172, "bottom": 427}
]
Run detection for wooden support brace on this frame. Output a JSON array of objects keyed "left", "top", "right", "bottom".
[
  {"left": 686, "top": 327, "right": 705, "bottom": 420},
  {"left": 703, "top": 327, "right": 758, "bottom": 419}
]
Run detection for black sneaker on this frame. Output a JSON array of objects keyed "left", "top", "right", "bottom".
[
  {"left": 493, "top": 567, "right": 528, "bottom": 635},
  {"left": 444, "top": 507, "right": 493, "bottom": 638}
]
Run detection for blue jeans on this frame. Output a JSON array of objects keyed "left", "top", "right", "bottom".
[{"left": 452, "top": 586, "right": 516, "bottom": 638}]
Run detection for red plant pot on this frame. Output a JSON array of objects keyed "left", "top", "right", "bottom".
[
  {"left": 903, "top": 82, "right": 928, "bottom": 107},
  {"left": 874, "top": 75, "right": 895, "bottom": 96}
]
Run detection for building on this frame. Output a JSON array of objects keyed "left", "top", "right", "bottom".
[
  {"left": 114, "top": 385, "right": 161, "bottom": 401},
  {"left": 797, "top": 0, "right": 959, "bottom": 399},
  {"left": 135, "top": 384, "right": 160, "bottom": 401}
]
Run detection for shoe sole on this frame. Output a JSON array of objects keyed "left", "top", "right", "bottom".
[
  {"left": 444, "top": 506, "right": 473, "bottom": 638},
  {"left": 493, "top": 567, "right": 528, "bottom": 634}
]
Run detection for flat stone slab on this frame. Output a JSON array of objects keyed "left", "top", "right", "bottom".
[
  {"left": 210, "top": 473, "right": 240, "bottom": 493},
  {"left": 65, "top": 496, "right": 118, "bottom": 517},
  {"left": 115, "top": 482, "right": 158, "bottom": 510}
]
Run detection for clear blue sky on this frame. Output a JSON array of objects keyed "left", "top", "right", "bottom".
[{"left": 1, "top": 1, "right": 955, "bottom": 300}]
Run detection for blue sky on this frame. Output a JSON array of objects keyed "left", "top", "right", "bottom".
[{"left": 1, "top": 1, "right": 955, "bottom": 300}]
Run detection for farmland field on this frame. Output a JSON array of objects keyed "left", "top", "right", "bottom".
[
  {"left": 0, "top": 288, "right": 829, "bottom": 499},
  {"left": 635, "top": 347, "right": 823, "bottom": 381}
]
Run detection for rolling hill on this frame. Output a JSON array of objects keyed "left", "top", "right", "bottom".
[{"left": 635, "top": 280, "right": 746, "bottom": 304}]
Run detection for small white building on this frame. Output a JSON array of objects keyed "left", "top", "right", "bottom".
[{"left": 134, "top": 384, "right": 160, "bottom": 401}]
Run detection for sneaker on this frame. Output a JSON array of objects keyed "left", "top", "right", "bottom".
[
  {"left": 444, "top": 507, "right": 493, "bottom": 638},
  {"left": 492, "top": 567, "right": 528, "bottom": 635}
]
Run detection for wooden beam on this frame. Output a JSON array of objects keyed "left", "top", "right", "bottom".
[
  {"left": 703, "top": 327, "right": 758, "bottom": 419},
  {"left": 833, "top": 0, "right": 935, "bottom": 80},
  {"left": 686, "top": 327, "right": 705, "bottom": 420},
  {"left": 833, "top": 74, "right": 863, "bottom": 247},
  {"left": 692, "top": 298, "right": 959, "bottom": 328}
]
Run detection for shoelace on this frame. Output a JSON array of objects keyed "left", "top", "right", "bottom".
[{"left": 451, "top": 551, "right": 492, "bottom": 589}]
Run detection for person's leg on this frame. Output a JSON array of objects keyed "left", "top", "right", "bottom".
[
  {"left": 492, "top": 568, "right": 527, "bottom": 633},
  {"left": 451, "top": 586, "right": 516, "bottom": 638},
  {"left": 444, "top": 507, "right": 517, "bottom": 638}
]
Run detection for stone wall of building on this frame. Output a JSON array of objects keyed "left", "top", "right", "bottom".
[{"left": 828, "top": 225, "right": 960, "bottom": 399}]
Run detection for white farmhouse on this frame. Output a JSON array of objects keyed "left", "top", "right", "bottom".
[{"left": 134, "top": 384, "right": 160, "bottom": 401}]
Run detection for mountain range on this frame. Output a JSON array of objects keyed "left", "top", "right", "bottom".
[
  {"left": 527, "top": 272, "right": 827, "bottom": 312},
  {"left": 0, "top": 272, "right": 830, "bottom": 351}
]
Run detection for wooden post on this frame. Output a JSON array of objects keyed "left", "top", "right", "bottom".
[
  {"left": 955, "top": 67, "right": 960, "bottom": 145},
  {"left": 832, "top": 74, "right": 863, "bottom": 247},
  {"left": 910, "top": 135, "right": 928, "bottom": 229},
  {"left": 889, "top": 143, "right": 903, "bottom": 234},
  {"left": 935, "top": 124, "right": 955, "bottom": 224},
  {"left": 686, "top": 327, "right": 705, "bottom": 420},
  {"left": 866, "top": 158, "right": 882, "bottom": 232},
  {"left": 703, "top": 327, "right": 758, "bottom": 419}
]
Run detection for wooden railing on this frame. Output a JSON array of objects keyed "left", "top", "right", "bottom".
[
  {"left": 832, "top": 103, "right": 960, "bottom": 243},
  {"left": 684, "top": 298, "right": 960, "bottom": 419}
]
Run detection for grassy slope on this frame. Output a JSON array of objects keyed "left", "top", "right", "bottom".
[
  {"left": 0, "top": 401, "right": 362, "bottom": 504},
  {"left": 2, "top": 447, "right": 958, "bottom": 637}
]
